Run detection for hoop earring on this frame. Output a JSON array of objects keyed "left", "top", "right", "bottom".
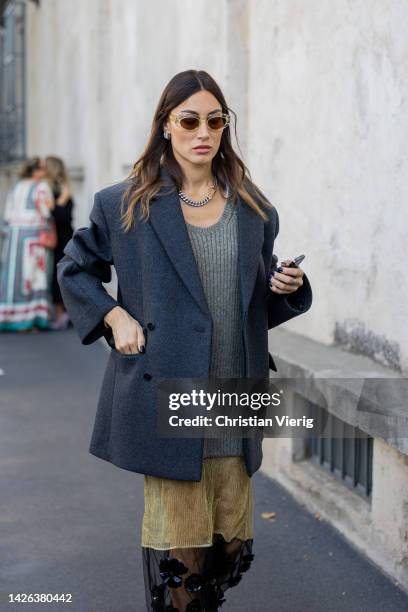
[{"left": 163, "top": 131, "right": 171, "bottom": 140}]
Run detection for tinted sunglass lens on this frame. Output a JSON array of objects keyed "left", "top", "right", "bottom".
[
  {"left": 208, "top": 115, "right": 227, "bottom": 129},
  {"left": 180, "top": 117, "right": 200, "bottom": 130}
]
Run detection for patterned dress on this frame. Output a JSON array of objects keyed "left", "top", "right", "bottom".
[
  {"left": 0, "top": 179, "right": 54, "bottom": 331},
  {"left": 141, "top": 194, "right": 254, "bottom": 612}
]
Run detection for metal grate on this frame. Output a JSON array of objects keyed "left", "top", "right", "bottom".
[
  {"left": 0, "top": 0, "right": 26, "bottom": 163},
  {"left": 307, "top": 410, "right": 373, "bottom": 498}
]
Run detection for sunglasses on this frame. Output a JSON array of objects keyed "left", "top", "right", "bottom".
[{"left": 169, "top": 111, "right": 230, "bottom": 131}]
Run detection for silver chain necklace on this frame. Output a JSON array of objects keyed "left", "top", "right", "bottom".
[{"left": 178, "top": 177, "right": 218, "bottom": 207}]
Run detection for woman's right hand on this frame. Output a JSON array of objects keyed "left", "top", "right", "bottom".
[{"left": 103, "top": 306, "right": 146, "bottom": 354}]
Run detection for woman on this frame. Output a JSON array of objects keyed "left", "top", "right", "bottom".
[
  {"left": 44, "top": 156, "right": 74, "bottom": 330},
  {"left": 57, "top": 70, "right": 312, "bottom": 611},
  {"left": 0, "top": 157, "right": 55, "bottom": 332}
]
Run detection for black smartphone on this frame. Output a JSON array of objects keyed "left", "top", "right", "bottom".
[
  {"left": 285, "top": 254, "right": 306, "bottom": 268},
  {"left": 268, "top": 254, "right": 306, "bottom": 287}
]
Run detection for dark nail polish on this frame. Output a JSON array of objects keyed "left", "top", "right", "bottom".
[{"left": 139, "top": 345, "right": 145, "bottom": 353}]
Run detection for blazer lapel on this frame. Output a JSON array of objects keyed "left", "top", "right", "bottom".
[
  {"left": 149, "top": 181, "right": 212, "bottom": 319},
  {"left": 237, "top": 190, "right": 265, "bottom": 318},
  {"left": 148, "top": 167, "right": 265, "bottom": 320}
]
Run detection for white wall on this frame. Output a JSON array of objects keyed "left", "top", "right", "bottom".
[{"left": 248, "top": 0, "right": 408, "bottom": 371}]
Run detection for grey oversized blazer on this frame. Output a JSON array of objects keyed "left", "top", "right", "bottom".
[{"left": 57, "top": 166, "right": 312, "bottom": 481}]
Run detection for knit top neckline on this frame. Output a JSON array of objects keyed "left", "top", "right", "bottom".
[{"left": 185, "top": 198, "right": 235, "bottom": 232}]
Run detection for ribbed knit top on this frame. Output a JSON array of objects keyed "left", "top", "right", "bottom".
[{"left": 185, "top": 197, "right": 244, "bottom": 458}]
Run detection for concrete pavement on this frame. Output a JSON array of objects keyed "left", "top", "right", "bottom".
[{"left": 1, "top": 328, "right": 407, "bottom": 611}]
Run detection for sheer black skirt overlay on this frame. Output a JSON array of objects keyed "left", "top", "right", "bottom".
[{"left": 142, "top": 533, "right": 254, "bottom": 611}]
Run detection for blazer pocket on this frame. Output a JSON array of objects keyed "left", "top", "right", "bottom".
[
  {"left": 112, "top": 348, "right": 144, "bottom": 359},
  {"left": 268, "top": 351, "right": 278, "bottom": 372}
]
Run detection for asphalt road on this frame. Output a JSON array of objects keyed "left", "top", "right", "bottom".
[{"left": 1, "top": 328, "right": 407, "bottom": 612}]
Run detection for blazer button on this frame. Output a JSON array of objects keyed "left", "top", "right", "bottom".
[
  {"left": 193, "top": 325, "right": 205, "bottom": 333},
  {"left": 143, "top": 372, "right": 152, "bottom": 381},
  {"left": 147, "top": 322, "right": 155, "bottom": 330}
]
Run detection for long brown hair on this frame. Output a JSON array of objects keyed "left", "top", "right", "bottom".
[
  {"left": 121, "top": 69, "right": 275, "bottom": 231},
  {"left": 45, "top": 156, "right": 69, "bottom": 193},
  {"left": 18, "top": 157, "right": 42, "bottom": 179}
]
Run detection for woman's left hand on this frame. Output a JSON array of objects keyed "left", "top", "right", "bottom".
[
  {"left": 57, "top": 184, "right": 72, "bottom": 205},
  {"left": 269, "top": 259, "right": 304, "bottom": 295}
]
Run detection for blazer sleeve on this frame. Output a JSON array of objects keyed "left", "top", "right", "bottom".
[
  {"left": 266, "top": 207, "right": 313, "bottom": 330},
  {"left": 56, "top": 191, "right": 119, "bottom": 345}
]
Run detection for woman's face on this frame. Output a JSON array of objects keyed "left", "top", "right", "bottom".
[
  {"left": 164, "top": 90, "right": 225, "bottom": 168},
  {"left": 32, "top": 160, "right": 47, "bottom": 181}
]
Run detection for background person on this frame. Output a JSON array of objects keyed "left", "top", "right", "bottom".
[
  {"left": 0, "top": 157, "right": 54, "bottom": 333},
  {"left": 44, "top": 156, "right": 75, "bottom": 330}
]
